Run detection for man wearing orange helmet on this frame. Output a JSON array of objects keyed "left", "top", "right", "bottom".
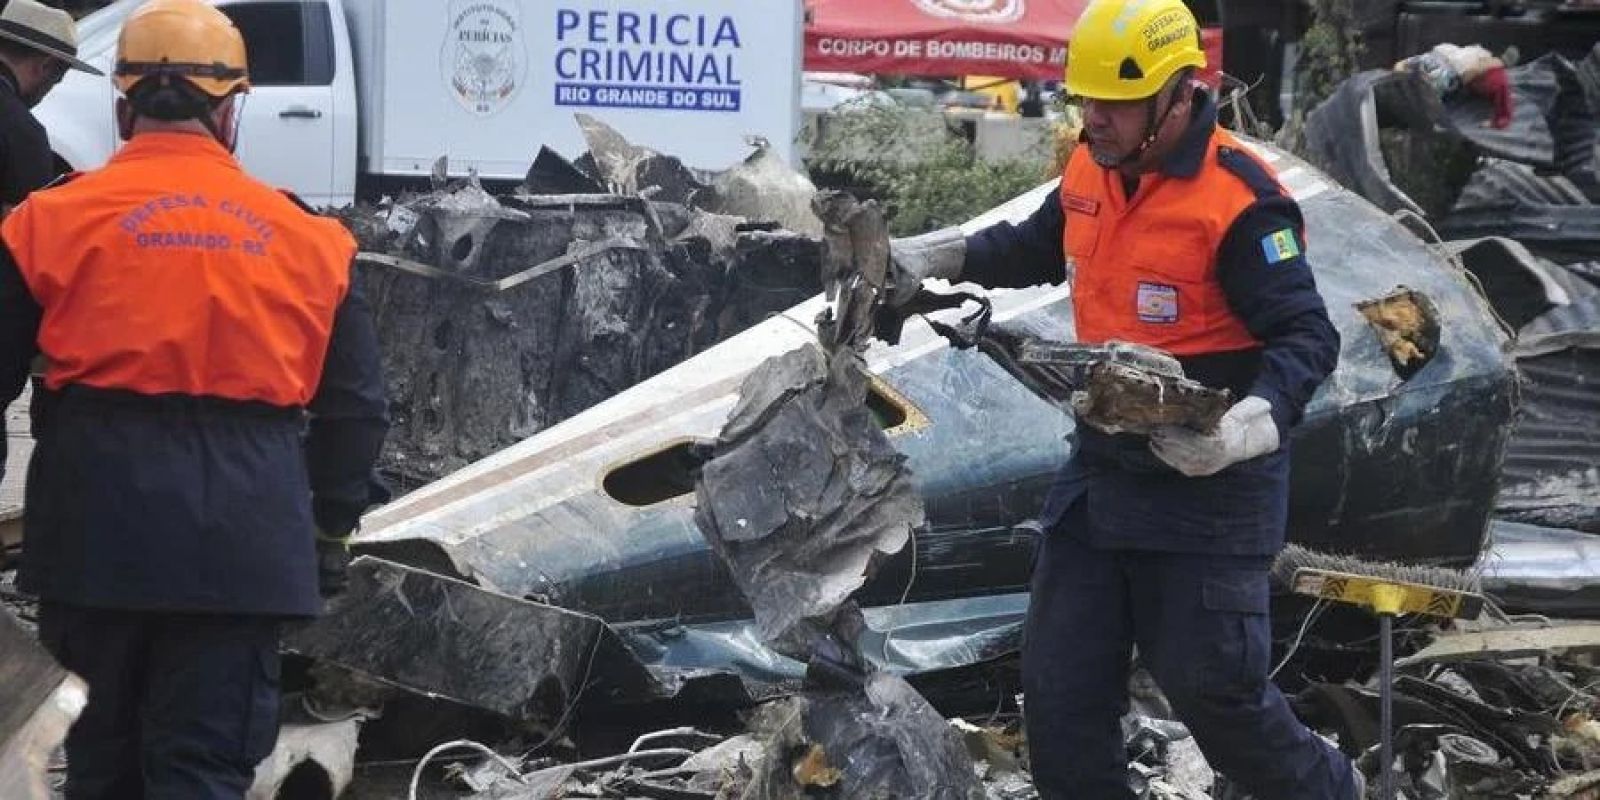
[
  {"left": 0, "top": 0, "right": 388, "bottom": 796},
  {"left": 889, "top": 1, "right": 1357, "bottom": 797}
]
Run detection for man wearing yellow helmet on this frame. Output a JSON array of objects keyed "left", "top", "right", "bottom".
[
  {"left": 0, "top": 1, "right": 388, "bottom": 796},
  {"left": 888, "top": 1, "right": 1357, "bottom": 797}
]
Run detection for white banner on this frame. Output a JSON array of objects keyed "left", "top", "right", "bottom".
[{"left": 373, "top": 0, "right": 801, "bottom": 177}]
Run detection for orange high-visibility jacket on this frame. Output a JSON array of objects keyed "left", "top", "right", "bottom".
[
  {"left": 1061, "top": 128, "right": 1290, "bottom": 356},
  {"left": 0, "top": 132, "right": 355, "bottom": 407}
]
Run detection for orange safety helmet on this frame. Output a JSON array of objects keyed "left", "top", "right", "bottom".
[{"left": 113, "top": 0, "right": 248, "bottom": 100}]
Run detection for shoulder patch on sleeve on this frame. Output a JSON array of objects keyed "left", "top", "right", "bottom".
[
  {"left": 278, "top": 189, "right": 319, "bottom": 215},
  {"left": 1260, "top": 228, "right": 1303, "bottom": 264},
  {"left": 1216, "top": 145, "right": 1284, "bottom": 202}
]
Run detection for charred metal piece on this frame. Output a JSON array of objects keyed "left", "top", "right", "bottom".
[
  {"left": 692, "top": 343, "right": 921, "bottom": 663},
  {"left": 284, "top": 558, "right": 659, "bottom": 723},
  {"left": 701, "top": 138, "right": 825, "bottom": 238},
  {"left": 741, "top": 673, "right": 984, "bottom": 799},
  {"left": 523, "top": 145, "right": 606, "bottom": 196},
  {"left": 977, "top": 332, "right": 1230, "bottom": 434},
  {"left": 403, "top": 180, "right": 532, "bottom": 274},
  {"left": 812, "top": 192, "right": 891, "bottom": 353},
  {"left": 576, "top": 113, "right": 708, "bottom": 205},
  {"left": 1022, "top": 339, "right": 1228, "bottom": 434}
]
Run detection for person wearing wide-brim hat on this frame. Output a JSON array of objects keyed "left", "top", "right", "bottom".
[{"left": 0, "top": 0, "right": 102, "bottom": 207}]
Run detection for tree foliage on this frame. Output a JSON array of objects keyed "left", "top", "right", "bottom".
[{"left": 807, "top": 105, "right": 1055, "bottom": 236}]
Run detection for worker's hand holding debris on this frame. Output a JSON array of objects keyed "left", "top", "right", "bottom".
[
  {"left": 315, "top": 531, "right": 353, "bottom": 597},
  {"left": 1148, "top": 395, "right": 1279, "bottom": 477},
  {"left": 887, "top": 227, "right": 966, "bottom": 307}
]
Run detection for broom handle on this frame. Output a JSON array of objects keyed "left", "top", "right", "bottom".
[{"left": 1379, "top": 612, "right": 1395, "bottom": 800}]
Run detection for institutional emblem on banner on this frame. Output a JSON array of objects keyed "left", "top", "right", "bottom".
[
  {"left": 442, "top": 0, "right": 527, "bottom": 116},
  {"left": 910, "top": 0, "right": 1026, "bottom": 24}
]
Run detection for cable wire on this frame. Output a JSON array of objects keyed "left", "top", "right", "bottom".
[{"left": 1271, "top": 598, "right": 1329, "bottom": 680}]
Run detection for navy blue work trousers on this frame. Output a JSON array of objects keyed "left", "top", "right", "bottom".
[
  {"left": 36, "top": 603, "right": 282, "bottom": 800},
  {"left": 1021, "top": 505, "right": 1355, "bottom": 799}
]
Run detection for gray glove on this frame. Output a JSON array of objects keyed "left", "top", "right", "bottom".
[
  {"left": 887, "top": 227, "right": 967, "bottom": 307},
  {"left": 1148, "top": 396, "right": 1280, "bottom": 477}
]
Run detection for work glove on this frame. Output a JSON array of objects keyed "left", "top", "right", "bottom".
[
  {"left": 887, "top": 226, "right": 967, "bottom": 307},
  {"left": 1148, "top": 396, "right": 1280, "bottom": 478},
  {"left": 315, "top": 530, "right": 353, "bottom": 598}
]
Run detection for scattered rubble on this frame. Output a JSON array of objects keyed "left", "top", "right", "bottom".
[{"left": 10, "top": 103, "right": 1600, "bottom": 799}]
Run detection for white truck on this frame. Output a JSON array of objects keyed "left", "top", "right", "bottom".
[{"left": 37, "top": 0, "right": 803, "bottom": 207}]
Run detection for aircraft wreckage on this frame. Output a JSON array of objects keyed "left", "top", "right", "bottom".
[{"left": 289, "top": 136, "right": 1520, "bottom": 720}]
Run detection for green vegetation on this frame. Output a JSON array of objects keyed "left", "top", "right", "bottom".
[
  {"left": 1295, "top": 0, "right": 1365, "bottom": 115},
  {"left": 805, "top": 106, "right": 1054, "bottom": 237}
]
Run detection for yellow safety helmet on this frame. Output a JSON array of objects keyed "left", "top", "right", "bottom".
[
  {"left": 113, "top": 0, "right": 248, "bottom": 99},
  {"left": 1065, "top": 0, "right": 1205, "bottom": 101}
]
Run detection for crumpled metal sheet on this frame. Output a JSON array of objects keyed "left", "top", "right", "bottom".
[
  {"left": 1568, "top": 260, "right": 1600, "bottom": 288},
  {"left": 1479, "top": 521, "right": 1600, "bottom": 616},
  {"left": 1434, "top": 50, "right": 1600, "bottom": 262},
  {"left": 521, "top": 146, "right": 605, "bottom": 196},
  {"left": 693, "top": 343, "right": 921, "bottom": 661},
  {"left": 576, "top": 112, "right": 710, "bottom": 204},
  {"left": 1439, "top": 49, "right": 1598, "bottom": 184},
  {"left": 619, "top": 594, "right": 1029, "bottom": 691},
  {"left": 1453, "top": 160, "right": 1590, "bottom": 209},
  {"left": 1441, "top": 162, "right": 1600, "bottom": 263},
  {"left": 1438, "top": 206, "right": 1600, "bottom": 265},
  {"left": 739, "top": 672, "right": 984, "bottom": 799},
  {"left": 1450, "top": 237, "right": 1567, "bottom": 332},
  {"left": 1465, "top": 240, "right": 1600, "bottom": 533},
  {"left": 1302, "top": 70, "right": 1430, "bottom": 217},
  {"left": 1304, "top": 47, "right": 1600, "bottom": 245},
  {"left": 1445, "top": 54, "right": 1562, "bottom": 167},
  {"left": 343, "top": 192, "right": 825, "bottom": 488},
  {"left": 285, "top": 557, "right": 661, "bottom": 721},
  {"left": 1497, "top": 336, "right": 1600, "bottom": 533},
  {"left": 701, "top": 140, "right": 825, "bottom": 238}
]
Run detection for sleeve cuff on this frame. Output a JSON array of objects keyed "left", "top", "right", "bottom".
[{"left": 1248, "top": 385, "right": 1297, "bottom": 441}]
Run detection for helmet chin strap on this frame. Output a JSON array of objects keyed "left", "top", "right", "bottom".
[{"left": 1090, "top": 78, "right": 1189, "bottom": 170}]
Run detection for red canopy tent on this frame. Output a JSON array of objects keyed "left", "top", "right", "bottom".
[{"left": 804, "top": 0, "right": 1222, "bottom": 82}]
